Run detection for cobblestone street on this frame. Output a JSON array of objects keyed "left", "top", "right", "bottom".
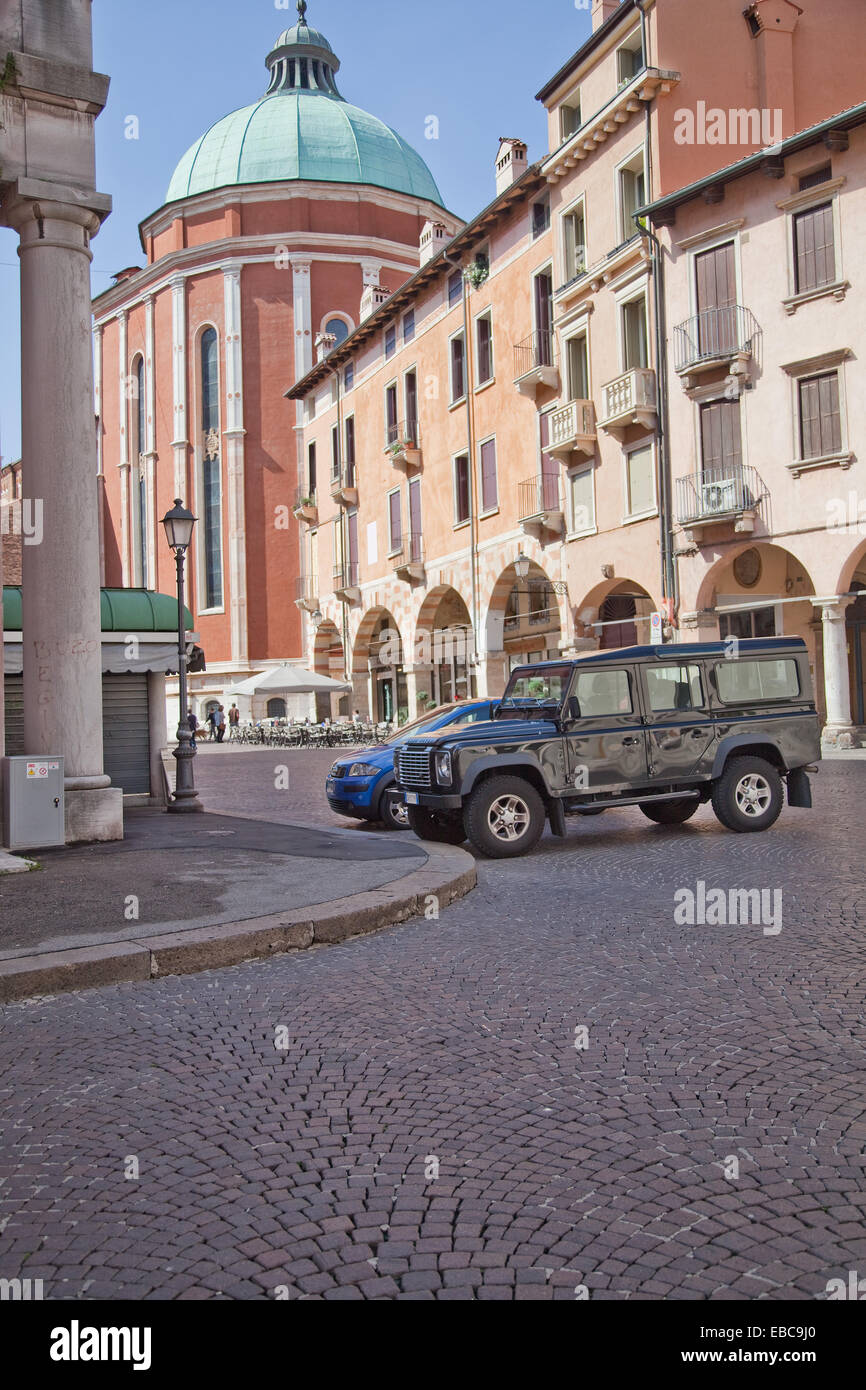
[{"left": 0, "top": 755, "right": 864, "bottom": 1300}]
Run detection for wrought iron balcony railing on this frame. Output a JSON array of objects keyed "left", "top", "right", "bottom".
[
  {"left": 676, "top": 464, "right": 768, "bottom": 527},
  {"left": 673, "top": 305, "right": 761, "bottom": 374},
  {"left": 390, "top": 532, "right": 424, "bottom": 572},
  {"left": 518, "top": 474, "right": 561, "bottom": 523},
  {"left": 513, "top": 330, "right": 555, "bottom": 380}
]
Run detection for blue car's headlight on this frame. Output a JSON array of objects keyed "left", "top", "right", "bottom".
[
  {"left": 434, "top": 751, "right": 452, "bottom": 785},
  {"left": 348, "top": 763, "right": 380, "bottom": 778}
]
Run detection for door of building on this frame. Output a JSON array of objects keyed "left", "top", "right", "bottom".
[
  {"left": 847, "top": 594, "right": 866, "bottom": 726},
  {"left": 695, "top": 241, "right": 737, "bottom": 357}
]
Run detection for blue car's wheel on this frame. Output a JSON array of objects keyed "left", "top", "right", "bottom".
[{"left": 380, "top": 786, "right": 410, "bottom": 830}]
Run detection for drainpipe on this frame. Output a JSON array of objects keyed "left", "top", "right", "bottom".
[
  {"left": 443, "top": 245, "right": 480, "bottom": 674},
  {"left": 634, "top": 0, "right": 678, "bottom": 613}
]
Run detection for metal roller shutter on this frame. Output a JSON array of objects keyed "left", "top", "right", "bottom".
[
  {"left": 102, "top": 674, "right": 151, "bottom": 795},
  {"left": 3, "top": 673, "right": 150, "bottom": 794}
]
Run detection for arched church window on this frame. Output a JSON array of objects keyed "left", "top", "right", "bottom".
[{"left": 325, "top": 317, "right": 350, "bottom": 347}]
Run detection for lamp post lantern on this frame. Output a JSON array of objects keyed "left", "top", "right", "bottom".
[{"left": 162, "top": 499, "right": 203, "bottom": 813}]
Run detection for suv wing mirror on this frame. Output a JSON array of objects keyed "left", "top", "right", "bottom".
[{"left": 565, "top": 695, "right": 581, "bottom": 722}]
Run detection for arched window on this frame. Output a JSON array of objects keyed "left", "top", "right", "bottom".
[
  {"left": 325, "top": 317, "right": 350, "bottom": 347},
  {"left": 267, "top": 698, "right": 287, "bottom": 719},
  {"left": 200, "top": 328, "right": 224, "bottom": 609},
  {"left": 132, "top": 356, "right": 148, "bottom": 587}
]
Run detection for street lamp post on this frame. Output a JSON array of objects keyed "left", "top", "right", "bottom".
[{"left": 162, "top": 498, "right": 203, "bottom": 814}]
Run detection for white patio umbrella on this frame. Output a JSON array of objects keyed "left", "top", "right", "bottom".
[{"left": 228, "top": 664, "right": 352, "bottom": 697}]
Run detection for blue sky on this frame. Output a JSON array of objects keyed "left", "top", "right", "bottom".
[{"left": 0, "top": 0, "right": 592, "bottom": 463}]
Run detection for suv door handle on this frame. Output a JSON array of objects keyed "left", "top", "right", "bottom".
[
  {"left": 622, "top": 736, "right": 641, "bottom": 747},
  {"left": 689, "top": 729, "right": 706, "bottom": 738}
]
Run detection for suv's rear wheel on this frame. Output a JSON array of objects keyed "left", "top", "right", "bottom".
[
  {"left": 380, "top": 787, "right": 410, "bottom": 830},
  {"left": 464, "top": 776, "right": 546, "bottom": 859},
  {"left": 640, "top": 797, "right": 700, "bottom": 826},
  {"left": 711, "top": 757, "right": 783, "bottom": 833},
  {"left": 407, "top": 805, "right": 467, "bottom": 845}
]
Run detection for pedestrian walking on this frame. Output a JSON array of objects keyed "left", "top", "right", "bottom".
[
  {"left": 228, "top": 704, "right": 240, "bottom": 741},
  {"left": 215, "top": 705, "right": 227, "bottom": 743},
  {"left": 205, "top": 706, "right": 217, "bottom": 741},
  {"left": 187, "top": 709, "right": 198, "bottom": 750}
]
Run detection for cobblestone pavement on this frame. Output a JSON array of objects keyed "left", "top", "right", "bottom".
[{"left": 0, "top": 759, "right": 864, "bottom": 1300}]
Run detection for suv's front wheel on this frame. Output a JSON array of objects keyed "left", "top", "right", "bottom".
[
  {"left": 711, "top": 757, "right": 783, "bottom": 833},
  {"left": 407, "top": 805, "right": 467, "bottom": 845},
  {"left": 464, "top": 776, "right": 546, "bottom": 859}
]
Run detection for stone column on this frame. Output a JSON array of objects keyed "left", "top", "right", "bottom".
[
  {"left": 170, "top": 274, "right": 189, "bottom": 500},
  {"left": 6, "top": 187, "right": 122, "bottom": 841},
  {"left": 117, "top": 308, "right": 131, "bottom": 585},
  {"left": 143, "top": 294, "right": 158, "bottom": 588},
  {"left": 223, "top": 262, "right": 248, "bottom": 668},
  {"left": 817, "top": 598, "right": 858, "bottom": 748}
]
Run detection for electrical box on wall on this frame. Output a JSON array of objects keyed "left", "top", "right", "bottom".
[{"left": 1, "top": 757, "right": 65, "bottom": 851}]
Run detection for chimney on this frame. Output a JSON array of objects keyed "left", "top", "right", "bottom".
[
  {"left": 420, "top": 220, "right": 450, "bottom": 266},
  {"left": 315, "top": 331, "right": 337, "bottom": 363},
  {"left": 360, "top": 284, "right": 390, "bottom": 322},
  {"left": 591, "top": 0, "right": 620, "bottom": 33},
  {"left": 745, "top": 0, "right": 802, "bottom": 136},
  {"left": 495, "top": 138, "right": 528, "bottom": 195}
]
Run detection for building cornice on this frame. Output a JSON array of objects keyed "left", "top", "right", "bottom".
[{"left": 543, "top": 68, "right": 681, "bottom": 186}]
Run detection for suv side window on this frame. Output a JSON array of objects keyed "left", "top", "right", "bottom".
[
  {"left": 645, "top": 664, "right": 704, "bottom": 712},
  {"left": 714, "top": 658, "right": 800, "bottom": 703},
  {"left": 575, "top": 668, "right": 633, "bottom": 717}
]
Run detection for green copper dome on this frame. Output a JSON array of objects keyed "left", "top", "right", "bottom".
[{"left": 165, "top": 3, "right": 444, "bottom": 207}]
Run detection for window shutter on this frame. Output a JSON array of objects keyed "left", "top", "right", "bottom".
[
  {"left": 700, "top": 400, "right": 741, "bottom": 474},
  {"left": 389, "top": 491, "right": 402, "bottom": 551},
  {"left": 795, "top": 203, "right": 835, "bottom": 293},
  {"left": 480, "top": 440, "right": 497, "bottom": 512}
]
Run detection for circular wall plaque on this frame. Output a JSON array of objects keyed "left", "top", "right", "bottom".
[{"left": 733, "top": 548, "right": 762, "bottom": 589}]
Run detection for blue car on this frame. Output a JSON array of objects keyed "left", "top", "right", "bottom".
[{"left": 326, "top": 700, "right": 495, "bottom": 829}]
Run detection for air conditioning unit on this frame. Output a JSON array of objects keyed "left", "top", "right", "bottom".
[{"left": 701, "top": 479, "right": 738, "bottom": 514}]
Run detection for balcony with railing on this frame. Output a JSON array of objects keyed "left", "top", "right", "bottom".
[
  {"left": 517, "top": 474, "right": 563, "bottom": 535},
  {"left": 384, "top": 418, "right": 422, "bottom": 471},
  {"left": 513, "top": 330, "right": 560, "bottom": 398},
  {"left": 676, "top": 464, "right": 769, "bottom": 536},
  {"left": 333, "top": 561, "right": 361, "bottom": 604},
  {"left": 673, "top": 305, "right": 761, "bottom": 389},
  {"left": 292, "top": 486, "right": 318, "bottom": 525},
  {"left": 329, "top": 462, "right": 358, "bottom": 507},
  {"left": 390, "top": 532, "right": 424, "bottom": 582},
  {"left": 597, "top": 366, "right": 657, "bottom": 433},
  {"left": 548, "top": 399, "right": 596, "bottom": 460},
  {"left": 294, "top": 575, "right": 319, "bottom": 612}
]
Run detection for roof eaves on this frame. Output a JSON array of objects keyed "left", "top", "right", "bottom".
[
  {"left": 285, "top": 163, "right": 545, "bottom": 400},
  {"left": 535, "top": 0, "right": 638, "bottom": 105}
]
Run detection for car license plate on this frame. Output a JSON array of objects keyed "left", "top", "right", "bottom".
[{"left": 404, "top": 792, "right": 419, "bottom": 805}]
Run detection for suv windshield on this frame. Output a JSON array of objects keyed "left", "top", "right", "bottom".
[
  {"left": 385, "top": 704, "right": 469, "bottom": 745},
  {"left": 497, "top": 665, "right": 572, "bottom": 714}
]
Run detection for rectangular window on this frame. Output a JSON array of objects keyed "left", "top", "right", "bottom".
[
  {"left": 563, "top": 208, "right": 586, "bottom": 282},
  {"left": 454, "top": 454, "right": 470, "bottom": 524},
  {"left": 343, "top": 361, "right": 354, "bottom": 392},
  {"left": 385, "top": 382, "right": 399, "bottom": 445},
  {"left": 794, "top": 202, "right": 835, "bottom": 293},
  {"left": 402, "top": 309, "right": 415, "bottom": 344},
  {"left": 622, "top": 297, "right": 648, "bottom": 370},
  {"left": 566, "top": 334, "right": 589, "bottom": 400},
  {"left": 331, "top": 424, "right": 340, "bottom": 479},
  {"left": 645, "top": 664, "right": 704, "bottom": 713},
  {"left": 625, "top": 443, "right": 655, "bottom": 517},
  {"left": 715, "top": 658, "right": 800, "bottom": 703},
  {"left": 307, "top": 441, "right": 317, "bottom": 496},
  {"left": 344, "top": 416, "right": 356, "bottom": 487},
  {"left": 617, "top": 39, "right": 644, "bottom": 87},
  {"left": 388, "top": 489, "right": 402, "bottom": 553},
  {"left": 798, "top": 371, "right": 842, "bottom": 459},
  {"left": 619, "top": 160, "right": 646, "bottom": 241},
  {"left": 450, "top": 334, "right": 466, "bottom": 402},
  {"left": 700, "top": 399, "right": 743, "bottom": 474},
  {"left": 404, "top": 370, "right": 418, "bottom": 440},
  {"left": 560, "top": 101, "right": 580, "bottom": 142},
  {"left": 569, "top": 467, "right": 594, "bottom": 533},
  {"left": 532, "top": 198, "right": 551, "bottom": 239},
  {"left": 719, "top": 608, "right": 776, "bottom": 642},
  {"left": 575, "top": 668, "right": 633, "bottom": 717},
  {"left": 202, "top": 458, "right": 223, "bottom": 609},
  {"left": 448, "top": 269, "right": 463, "bottom": 307},
  {"left": 476, "top": 314, "right": 493, "bottom": 385},
  {"left": 385, "top": 323, "right": 396, "bottom": 359},
  {"left": 799, "top": 164, "right": 832, "bottom": 192},
  {"left": 479, "top": 438, "right": 497, "bottom": 512}
]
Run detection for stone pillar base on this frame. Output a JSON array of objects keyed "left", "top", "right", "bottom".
[
  {"left": 821, "top": 724, "right": 863, "bottom": 751},
  {"left": 65, "top": 787, "right": 124, "bottom": 845}
]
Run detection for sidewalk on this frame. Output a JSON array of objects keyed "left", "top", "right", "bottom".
[{"left": 0, "top": 808, "right": 475, "bottom": 1002}]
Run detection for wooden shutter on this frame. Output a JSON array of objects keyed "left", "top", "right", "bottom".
[
  {"left": 799, "top": 372, "right": 841, "bottom": 459},
  {"left": 695, "top": 242, "right": 736, "bottom": 355},
  {"left": 700, "top": 400, "right": 742, "bottom": 475},
  {"left": 347, "top": 511, "right": 359, "bottom": 578},
  {"left": 404, "top": 372, "right": 417, "bottom": 437},
  {"left": 540, "top": 413, "right": 558, "bottom": 511},
  {"left": 455, "top": 456, "right": 470, "bottom": 523},
  {"left": 408, "top": 478, "right": 422, "bottom": 561},
  {"left": 567, "top": 336, "right": 588, "bottom": 400},
  {"left": 388, "top": 491, "right": 402, "bottom": 551},
  {"left": 795, "top": 203, "right": 834, "bottom": 293},
  {"left": 480, "top": 440, "right": 497, "bottom": 512}
]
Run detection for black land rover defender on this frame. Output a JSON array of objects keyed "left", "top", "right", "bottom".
[{"left": 393, "top": 639, "right": 821, "bottom": 859}]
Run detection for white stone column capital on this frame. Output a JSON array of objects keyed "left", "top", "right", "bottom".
[{"left": 815, "top": 596, "right": 855, "bottom": 624}]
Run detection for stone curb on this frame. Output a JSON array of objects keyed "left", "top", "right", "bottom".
[{"left": 0, "top": 842, "right": 476, "bottom": 1004}]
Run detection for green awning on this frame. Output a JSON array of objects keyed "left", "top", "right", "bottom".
[{"left": 2, "top": 588, "right": 194, "bottom": 634}]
